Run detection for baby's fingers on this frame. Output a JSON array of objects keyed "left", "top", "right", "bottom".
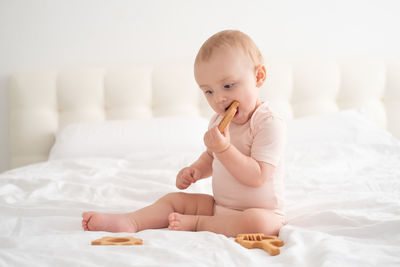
[
  {"left": 182, "top": 169, "right": 192, "bottom": 179},
  {"left": 177, "top": 176, "right": 190, "bottom": 189},
  {"left": 212, "top": 126, "right": 226, "bottom": 139},
  {"left": 183, "top": 175, "right": 195, "bottom": 186}
]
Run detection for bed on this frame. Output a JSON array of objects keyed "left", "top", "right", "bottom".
[{"left": 2, "top": 60, "right": 400, "bottom": 266}]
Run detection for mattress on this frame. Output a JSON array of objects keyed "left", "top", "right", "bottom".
[{"left": 1, "top": 111, "right": 400, "bottom": 266}]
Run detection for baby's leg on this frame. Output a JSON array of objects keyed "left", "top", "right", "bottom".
[
  {"left": 82, "top": 192, "right": 214, "bottom": 232},
  {"left": 169, "top": 207, "right": 284, "bottom": 237},
  {"left": 82, "top": 212, "right": 136, "bottom": 232}
]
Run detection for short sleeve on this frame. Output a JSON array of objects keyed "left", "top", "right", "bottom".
[{"left": 251, "top": 115, "right": 286, "bottom": 166}]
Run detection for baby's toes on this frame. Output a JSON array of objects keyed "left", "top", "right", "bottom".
[
  {"left": 168, "top": 212, "right": 181, "bottom": 230},
  {"left": 82, "top": 220, "right": 88, "bottom": 231}
]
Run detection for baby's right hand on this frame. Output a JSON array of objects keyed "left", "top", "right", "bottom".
[{"left": 176, "top": 166, "right": 201, "bottom": 190}]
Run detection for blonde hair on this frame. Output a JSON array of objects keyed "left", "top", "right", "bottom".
[{"left": 195, "top": 30, "right": 264, "bottom": 66}]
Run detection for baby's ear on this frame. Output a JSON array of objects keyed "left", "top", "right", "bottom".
[{"left": 255, "top": 65, "right": 267, "bottom": 88}]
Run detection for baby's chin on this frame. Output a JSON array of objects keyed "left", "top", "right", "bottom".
[
  {"left": 233, "top": 117, "right": 249, "bottom": 125},
  {"left": 232, "top": 114, "right": 250, "bottom": 125}
]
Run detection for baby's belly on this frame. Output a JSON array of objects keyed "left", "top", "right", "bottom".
[{"left": 212, "top": 160, "right": 282, "bottom": 211}]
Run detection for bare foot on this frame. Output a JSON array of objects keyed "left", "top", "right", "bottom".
[
  {"left": 168, "top": 212, "right": 199, "bottom": 231},
  {"left": 82, "top": 211, "right": 138, "bottom": 233}
]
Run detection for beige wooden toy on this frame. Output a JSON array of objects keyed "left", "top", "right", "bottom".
[
  {"left": 235, "top": 233, "right": 284, "bottom": 256},
  {"left": 91, "top": 236, "right": 143, "bottom": 246},
  {"left": 218, "top": 101, "right": 239, "bottom": 133}
]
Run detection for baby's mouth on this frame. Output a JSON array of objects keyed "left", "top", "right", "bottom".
[
  {"left": 225, "top": 102, "right": 235, "bottom": 112},
  {"left": 224, "top": 102, "right": 239, "bottom": 116},
  {"left": 234, "top": 106, "right": 239, "bottom": 117}
]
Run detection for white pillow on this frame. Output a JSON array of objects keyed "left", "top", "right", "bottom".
[
  {"left": 285, "top": 108, "right": 399, "bottom": 169},
  {"left": 50, "top": 109, "right": 396, "bottom": 161},
  {"left": 287, "top": 109, "right": 396, "bottom": 147},
  {"left": 285, "top": 109, "right": 400, "bottom": 184},
  {"left": 49, "top": 116, "right": 209, "bottom": 160}
]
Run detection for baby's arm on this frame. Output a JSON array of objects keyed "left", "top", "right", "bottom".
[
  {"left": 204, "top": 126, "right": 274, "bottom": 188},
  {"left": 190, "top": 151, "right": 213, "bottom": 179},
  {"left": 216, "top": 143, "right": 275, "bottom": 187},
  {"left": 176, "top": 151, "right": 213, "bottom": 190}
]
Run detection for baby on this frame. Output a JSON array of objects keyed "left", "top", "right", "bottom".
[{"left": 82, "top": 30, "right": 286, "bottom": 237}]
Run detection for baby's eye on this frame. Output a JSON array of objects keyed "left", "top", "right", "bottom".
[
  {"left": 224, "top": 83, "right": 234, "bottom": 89},
  {"left": 204, "top": 89, "right": 213, "bottom": 95}
]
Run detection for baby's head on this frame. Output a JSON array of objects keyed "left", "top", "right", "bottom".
[{"left": 194, "top": 30, "right": 266, "bottom": 125}]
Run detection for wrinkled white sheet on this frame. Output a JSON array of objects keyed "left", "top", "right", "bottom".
[{"left": 1, "top": 124, "right": 400, "bottom": 266}]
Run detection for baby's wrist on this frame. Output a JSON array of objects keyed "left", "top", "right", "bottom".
[{"left": 214, "top": 144, "right": 231, "bottom": 154}]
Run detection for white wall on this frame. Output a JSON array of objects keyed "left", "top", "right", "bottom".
[{"left": 1, "top": 0, "right": 399, "bottom": 172}]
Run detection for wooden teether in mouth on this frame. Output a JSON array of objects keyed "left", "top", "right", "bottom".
[{"left": 218, "top": 101, "right": 239, "bottom": 133}]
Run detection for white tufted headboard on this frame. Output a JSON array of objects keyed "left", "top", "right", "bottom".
[{"left": 9, "top": 60, "right": 400, "bottom": 169}]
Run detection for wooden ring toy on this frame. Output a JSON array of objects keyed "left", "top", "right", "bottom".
[{"left": 91, "top": 236, "right": 143, "bottom": 246}]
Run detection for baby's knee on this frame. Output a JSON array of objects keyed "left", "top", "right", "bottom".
[
  {"left": 242, "top": 209, "right": 282, "bottom": 236},
  {"left": 158, "top": 192, "right": 187, "bottom": 203}
]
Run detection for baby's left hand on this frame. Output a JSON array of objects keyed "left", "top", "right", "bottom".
[{"left": 204, "top": 126, "right": 230, "bottom": 153}]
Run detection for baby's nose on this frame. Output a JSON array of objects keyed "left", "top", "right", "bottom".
[{"left": 214, "top": 91, "right": 227, "bottom": 104}]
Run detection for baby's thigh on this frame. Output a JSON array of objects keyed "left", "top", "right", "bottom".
[
  {"left": 242, "top": 208, "right": 285, "bottom": 236},
  {"left": 160, "top": 192, "right": 214, "bottom": 216}
]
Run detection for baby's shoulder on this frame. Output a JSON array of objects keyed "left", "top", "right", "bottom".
[{"left": 250, "top": 103, "right": 286, "bottom": 134}]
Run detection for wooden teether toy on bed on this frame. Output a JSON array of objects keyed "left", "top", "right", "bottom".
[
  {"left": 91, "top": 236, "right": 143, "bottom": 246},
  {"left": 235, "top": 233, "right": 284, "bottom": 256},
  {"left": 218, "top": 101, "right": 239, "bottom": 133}
]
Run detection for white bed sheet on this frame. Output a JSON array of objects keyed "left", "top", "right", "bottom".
[{"left": 1, "top": 113, "right": 400, "bottom": 266}]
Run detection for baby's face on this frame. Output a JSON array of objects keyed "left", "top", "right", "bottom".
[{"left": 194, "top": 47, "right": 261, "bottom": 125}]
